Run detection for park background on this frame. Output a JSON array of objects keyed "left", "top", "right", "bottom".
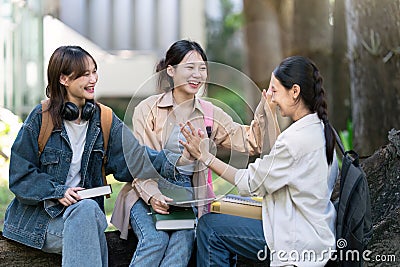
[{"left": 0, "top": 0, "right": 399, "bottom": 252}]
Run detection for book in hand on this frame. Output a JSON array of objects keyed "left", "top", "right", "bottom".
[
  {"left": 211, "top": 194, "right": 262, "bottom": 220},
  {"left": 149, "top": 205, "right": 196, "bottom": 231},
  {"left": 77, "top": 185, "right": 112, "bottom": 199}
]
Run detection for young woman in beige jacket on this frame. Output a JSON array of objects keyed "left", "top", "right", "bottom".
[{"left": 111, "top": 40, "right": 279, "bottom": 266}]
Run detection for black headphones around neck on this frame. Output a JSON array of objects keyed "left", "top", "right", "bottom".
[{"left": 61, "top": 100, "right": 96, "bottom": 121}]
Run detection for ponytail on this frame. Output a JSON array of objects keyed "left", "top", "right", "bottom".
[
  {"left": 156, "top": 58, "right": 173, "bottom": 91},
  {"left": 273, "top": 56, "right": 335, "bottom": 165},
  {"left": 311, "top": 63, "right": 335, "bottom": 165}
]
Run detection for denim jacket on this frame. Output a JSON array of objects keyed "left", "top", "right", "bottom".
[{"left": 2, "top": 103, "right": 179, "bottom": 249}]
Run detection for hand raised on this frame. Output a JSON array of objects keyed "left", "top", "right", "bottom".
[{"left": 179, "top": 121, "right": 207, "bottom": 161}]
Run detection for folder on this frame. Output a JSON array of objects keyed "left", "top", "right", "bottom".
[{"left": 211, "top": 195, "right": 262, "bottom": 220}]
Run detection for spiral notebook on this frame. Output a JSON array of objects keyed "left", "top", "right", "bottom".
[
  {"left": 220, "top": 194, "right": 262, "bottom": 207},
  {"left": 211, "top": 194, "right": 262, "bottom": 220}
]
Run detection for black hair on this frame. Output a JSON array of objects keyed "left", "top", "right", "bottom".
[
  {"left": 156, "top": 40, "right": 208, "bottom": 91},
  {"left": 273, "top": 56, "right": 335, "bottom": 164}
]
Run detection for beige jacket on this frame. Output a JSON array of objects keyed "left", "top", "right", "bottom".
[{"left": 111, "top": 90, "right": 279, "bottom": 239}]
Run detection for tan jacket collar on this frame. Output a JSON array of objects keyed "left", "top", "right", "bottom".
[{"left": 157, "top": 90, "right": 205, "bottom": 116}]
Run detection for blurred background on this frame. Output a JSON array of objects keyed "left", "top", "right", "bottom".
[{"left": 1, "top": 0, "right": 399, "bottom": 229}]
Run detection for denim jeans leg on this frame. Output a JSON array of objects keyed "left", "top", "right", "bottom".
[
  {"left": 196, "top": 213, "right": 268, "bottom": 267},
  {"left": 62, "top": 199, "right": 108, "bottom": 267},
  {"left": 160, "top": 229, "right": 195, "bottom": 267},
  {"left": 42, "top": 215, "right": 64, "bottom": 254},
  {"left": 129, "top": 199, "right": 169, "bottom": 266}
]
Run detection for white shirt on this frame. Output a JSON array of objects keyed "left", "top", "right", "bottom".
[
  {"left": 235, "top": 113, "right": 337, "bottom": 267},
  {"left": 64, "top": 120, "right": 88, "bottom": 187}
]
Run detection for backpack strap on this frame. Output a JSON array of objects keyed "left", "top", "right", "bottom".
[
  {"left": 198, "top": 99, "right": 216, "bottom": 206},
  {"left": 38, "top": 99, "right": 53, "bottom": 156},
  {"left": 199, "top": 99, "right": 213, "bottom": 138},
  {"left": 98, "top": 103, "right": 113, "bottom": 198},
  {"left": 332, "top": 126, "right": 346, "bottom": 156}
]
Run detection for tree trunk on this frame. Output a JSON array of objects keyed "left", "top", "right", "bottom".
[
  {"left": 243, "top": 0, "right": 282, "bottom": 89},
  {"left": 362, "top": 129, "right": 400, "bottom": 266},
  {"left": 243, "top": 0, "right": 291, "bottom": 129},
  {"left": 330, "top": 0, "right": 351, "bottom": 131},
  {"left": 345, "top": 0, "right": 400, "bottom": 156},
  {"left": 292, "top": 0, "right": 333, "bottom": 119}
]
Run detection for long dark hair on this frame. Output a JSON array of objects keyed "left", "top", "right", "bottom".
[
  {"left": 273, "top": 56, "right": 335, "bottom": 164},
  {"left": 156, "top": 40, "right": 208, "bottom": 91},
  {"left": 45, "top": 46, "right": 97, "bottom": 128}
]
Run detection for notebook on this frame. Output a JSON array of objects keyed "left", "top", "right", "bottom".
[
  {"left": 211, "top": 194, "right": 262, "bottom": 220},
  {"left": 149, "top": 205, "right": 196, "bottom": 230},
  {"left": 77, "top": 185, "right": 112, "bottom": 199}
]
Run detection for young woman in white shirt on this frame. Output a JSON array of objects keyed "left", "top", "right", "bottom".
[{"left": 181, "top": 56, "right": 337, "bottom": 267}]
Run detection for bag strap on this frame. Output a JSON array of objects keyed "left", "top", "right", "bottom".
[
  {"left": 198, "top": 99, "right": 216, "bottom": 207},
  {"left": 199, "top": 99, "right": 213, "bottom": 138},
  {"left": 98, "top": 103, "right": 113, "bottom": 198},
  {"left": 332, "top": 126, "right": 359, "bottom": 166},
  {"left": 331, "top": 126, "right": 345, "bottom": 156},
  {"left": 38, "top": 99, "right": 53, "bottom": 156}
]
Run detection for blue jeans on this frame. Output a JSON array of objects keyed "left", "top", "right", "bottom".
[
  {"left": 41, "top": 199, "right": 108, "bottom": 267},
  {"left": 196, "top": 213, "right": 269, "bottom": 267},
  {"left": 130, "top": 199, "right": 195, "bottom": 267}
]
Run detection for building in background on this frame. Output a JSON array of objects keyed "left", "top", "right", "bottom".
[{"left": 1, "top": 0, "right": 206, "bottom": 120}]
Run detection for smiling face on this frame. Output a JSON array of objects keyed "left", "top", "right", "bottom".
[
  {"left": 60, "top": 56, "right": 98, "bottom": 107},
  {"left": 167, "top": 51, "right": 207, "bottom": 102},
  {"left": 270, "top": 73, "right": 300, "bottom": 119}
]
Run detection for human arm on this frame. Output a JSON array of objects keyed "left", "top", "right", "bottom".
[
  {"left": 106, "top": 115, "right": 179, "bottom": 182},
  {"left": 210, "top": 86, "right": 280, "bottom": 156},
  {"left": 180, "top": 122, "right": 238, "bottom": 185},
  {"left": 180, "top": 121, "right": 293, "bottom": 197}
]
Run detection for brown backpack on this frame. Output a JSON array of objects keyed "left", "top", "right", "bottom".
[{"left": 38, "top": 99, "right": 113, "bottom": 197}]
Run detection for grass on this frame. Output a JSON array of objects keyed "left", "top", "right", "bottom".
[{"left": 0, "top": 181, "right": 13, "bottom": 231}]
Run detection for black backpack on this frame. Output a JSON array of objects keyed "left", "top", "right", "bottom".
[{"left": 328, "top": 129, "right": 373, "bottom": 267}]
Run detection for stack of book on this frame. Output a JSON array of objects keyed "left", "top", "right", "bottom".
[
  {"left": 149, "top": 205, "right": 196, "bottom": 230},
  {"left": 211, "top": 194, "right": 262, "bottom": 220}
]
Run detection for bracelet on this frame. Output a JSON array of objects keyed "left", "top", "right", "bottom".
[{"left": 203, "top": 154, "right": 215, "bottom": 167}]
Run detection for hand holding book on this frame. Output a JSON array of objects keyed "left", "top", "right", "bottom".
[
  {"left": 76, "top": 185, "right": 112, "bottom": 199},
  {"left": 149, "top": 193, "right": 174, "bottom": 214},
  {"left": 58, "top": 186, "right": 85, "bottom": 207}
]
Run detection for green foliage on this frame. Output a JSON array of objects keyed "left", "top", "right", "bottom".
[
  {"left": 339, "top": 120, "right": 353, "bottom": 151},
  {"left": 212, "top": 172, "right": 238, "bottom": 196},
  {"left": 336, "top": 120, "right": 353, "bottom": 168},
  {"left": 206, "top": 0, "right": 244, "bottom": 69},
  {"left": 208, "top": 85, "right": 251, "bottom": 124},
  {"left": 0, "top": 183, "right": 13, "bottom": 231}
]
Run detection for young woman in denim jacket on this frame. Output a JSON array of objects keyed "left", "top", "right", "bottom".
[
  {"left": 2, "top": 46, "right": 180, "bottom": 267},
  {"left": 111, "top": 40, "right": 280, "bottom": 266},
  {"left": 182, "top": 56, "right": 338, "bottom": 267}
]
